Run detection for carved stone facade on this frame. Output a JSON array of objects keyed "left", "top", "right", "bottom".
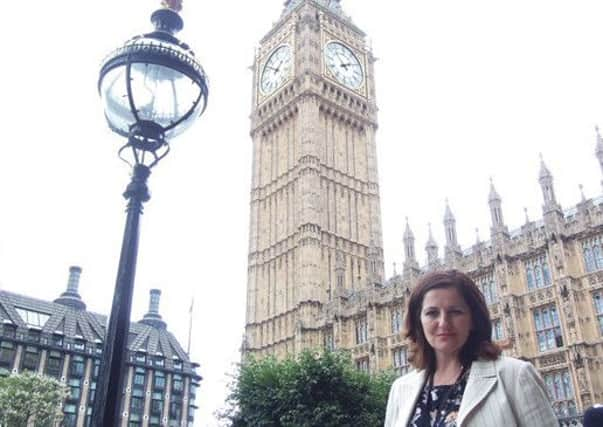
[
  {"left": 245, "top": 0, "right": 384, "bottom": 358},
  {"left": 244, "top": 0, "right": 603, "bottom": 419}
]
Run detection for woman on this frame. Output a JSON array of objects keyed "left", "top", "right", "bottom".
[{"left": 384, "top": 270, "right": 557, "bottom": 427}]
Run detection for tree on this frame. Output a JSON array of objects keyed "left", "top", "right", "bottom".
[
  {"left": 220, "top": 350, "right": 397, "bottom": 427},
  {"left": 0, "top": 371, "right": 67, "bottom": 427}
]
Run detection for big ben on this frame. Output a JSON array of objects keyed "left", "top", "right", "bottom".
[{"left": 244, "top": 0, "right": 385, "bottom": 358}]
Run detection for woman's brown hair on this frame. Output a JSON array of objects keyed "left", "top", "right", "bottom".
[{"left": 404, "top": 269, "right": 501, "bottom": 372}]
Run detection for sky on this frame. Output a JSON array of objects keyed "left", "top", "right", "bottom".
[{"left": 1, "top": 0, "right": 602, "bottom": 425}]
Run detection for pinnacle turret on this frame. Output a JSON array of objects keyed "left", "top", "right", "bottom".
[
  {"left": 425, "top": 223, "right": 439, "bottom": 268},
  {"left": 488, "top": 178, "right": 507, "bottom": 237},
  {"left": 538, "top": 154, "right": 560, "bottom": 212}
]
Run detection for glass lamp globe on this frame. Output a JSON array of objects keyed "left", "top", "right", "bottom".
[{"left": 98, "top": 8, "right": 208, "bottom": 153}]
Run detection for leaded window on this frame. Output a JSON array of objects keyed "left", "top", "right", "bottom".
[
  {"left": 582, "top": 235, "right": 603, "bottom": 272},
  {"left": 391, "top": 307, "right": 402, "bottom": 334},
  {"left": 153, "top": 370, "right": 166, "bottom": 391},
  {"left": 0, "top": 341, "right": 16, "bottom": 372},
  {"left": 151, "top": 391, "right": 164, "bottom": 416},
  {"left": 492, "top": 319, "right": 505, "bottom": 341},
  {"left": 63, "top": 403, "right": 77, "bottom": 427},
  {"left": 169, "top": 398, "right": 182, "bottom": 425},
  {"left": 21, "top": 346, "right": 40, "bottom": 372},
  {"left": 543, "top": 370, "right": 577, "bottom": 417},
  {"left": 133, "top": 367, "right": 146, "bottom": 387},
  {"left": 172, "top": 374, "right": 184, "bottom": 394},
  {"left": 45, "top": 350, "right": 63, "bottom": 378},
  {"left": 355, "top": 357, "right": 369, "bottom": 373},
  {"left": 355, "top": 317, "right": 368, "bottom": 344},
  {"left": 594, "top": 291, "right": 603, "bottom": 335},
  {"left": 392, "top": 347, "right": 408, "bottom": 375},
  {"left": 476, "top": 273, "right": 498, "bottom": 305},
  {"left": 324, "top": 330, "right": 335, "bottom": 351},
  {"left": 70, "top": 355, "right": 85, "bottom": 377},
  {"left": 130, "top": 388, "right": 145, "bottom": 416},
  {"left": 68, "top": 378, "right": 82, "bottom": 401},
  {"left": 533, "top": 305, "right": 563, "bottom": 352},
  {"left": 525, "top": 254, "right": 552, "bottom": 290}
]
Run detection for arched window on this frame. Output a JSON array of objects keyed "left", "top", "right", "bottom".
[{"left": 526, "top": 266, "right": 535, "bottom": 290}]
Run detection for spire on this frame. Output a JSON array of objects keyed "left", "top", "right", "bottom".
[
  {"left": 538, "top": 154, "right": 560, "bottom": 210},
  {"left": 488, "top": 177, "right": 500, "bottom": 202},
  {"left": 524, "top": 207, "right": 530, "bottom": 224},
  {"left": 488, "top": 178, "right": 506, "bottom": 233},
  {"left": 539, "top": 153, "right": 552, "bottom": 180},
  {"left": 443, "top": 199, "right": 459, "bottom": 249},
  {"left": 475, "top": 228, "right": 481, "bottom": 245},
  {"left": 54, "top": 266, "right": 86, "bottom": 310},
  {"left": 579, "top": 184, "right": 586, "bottom": 202},
  {"left": 444, "top": 198, "right": 455, "bottom": 221},
  {"left": 425, "top": 223, "right": 439, "bottom": 267},
  {"left": 141, "top": 289, "right": 167, "bottom": 329},
  {"left": 403, "top": 217, "right": 416, "bottom": 263},
  {"left": 403, "top": 217, "right": 419, "bottom": 276}
]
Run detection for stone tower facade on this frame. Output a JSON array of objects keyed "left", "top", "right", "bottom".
[
  {"left": 245, "top": 0, "right": 384, "bottom": 358},
  {"left": 244, "top": 1, "right": 603, "bottom": 421}
]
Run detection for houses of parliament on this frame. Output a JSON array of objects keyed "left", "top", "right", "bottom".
[{"left": 243, "top": 0, "right": 603, "bottom": 419}]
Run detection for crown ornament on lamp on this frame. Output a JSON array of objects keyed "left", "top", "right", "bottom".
[{"left": 162, "top": 0, "right": 183, "bottom": 12}]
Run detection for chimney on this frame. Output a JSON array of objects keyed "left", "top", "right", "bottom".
[
  {"left": 54, "top": 266, "right": 86, "bottom": 310},
  {"left": 140, "top": 289, "right": 167, "bottom": 329},
  {"left": 67, "top": 266, "right": 82, "bottom": 294}
]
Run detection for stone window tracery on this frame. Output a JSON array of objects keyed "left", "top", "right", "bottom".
[
  {"left": 355, "top": 317, "right": 368, "bottom": 344},
  {"left": 594, "top": 291, "right": 603, "bottom": 335},
  {"left": 391, "top": 306, "right": 402, "bottom": 334},
  {"left": 525, "top": 254, "right": 552, "bottom": 290},
  {"left": 533, "top": 304, "right": 563, "bottom": 352},
  {"left": 582, "top": 235, "right": 603, "bottom": 272},
  {"left": 392, "top": 347, "right": 408, "bottom": 375},
  {"left": 476, "top": 273, "right": 498, "bottom": 305},
  {"left": 543, "top": 370, "right": 577, "bottom": 418}
]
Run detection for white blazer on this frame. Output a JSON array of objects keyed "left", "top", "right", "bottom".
[{"left": 384, "top": 357, "right": 558, "bottom": 427}]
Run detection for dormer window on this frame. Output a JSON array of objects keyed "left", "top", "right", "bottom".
[
  {"left": 15, "top": 308, "right": 50, "bottom": 328},
  {"left": 173, "top": 358, "right": 183, "bottom": 370},
  {"left": 153, "top": 355, "right": 165, "bottom": 367},
  {"left": 73, "top": 337, "right": 85, "bottom": 351},
  {"left": 2, "top": 322, "right": 16, "bottom": 339},
  {"left": 135, "top": 352, "right": 147, "bottom": 364},
  {"left": 52, "top": 333, "right": 64, "bottom": 347},
  {"left": 27, "top": 328, "right": 41, "bottom": 343}
]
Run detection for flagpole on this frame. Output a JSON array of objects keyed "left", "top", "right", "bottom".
[{"left": 187, "top": 296, "right": 194, "bottom": 354}]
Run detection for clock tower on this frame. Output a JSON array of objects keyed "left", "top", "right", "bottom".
[{"left": 245, "top": 0, "right": 384, "bottom": 358}]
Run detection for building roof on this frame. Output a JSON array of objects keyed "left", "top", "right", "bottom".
[{"left": 0, "top": 290, "right": 191, "bottom": 363}]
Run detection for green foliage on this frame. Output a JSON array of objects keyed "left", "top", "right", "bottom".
[
  {"left": 0, "top": 371, "right": 67, "bottom": 427},
  {"left": 221, "top": 350, "right": 397, "bottom": 427}
]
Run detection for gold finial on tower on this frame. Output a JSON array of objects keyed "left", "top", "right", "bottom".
[{"left": 161, "top": 0, "right": 183, "bottom": 12}]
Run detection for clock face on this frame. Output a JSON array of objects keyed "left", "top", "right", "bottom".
[
  {"left": 324, "top": 41, "right": 364, "bottom": 90},
  {"left": 260, "top": 45, "right": 293, "bottom": 96}
]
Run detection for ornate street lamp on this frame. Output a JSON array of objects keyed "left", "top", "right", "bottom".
[{"left": 93, "top": 1, "right": 208, "bottom": 425}]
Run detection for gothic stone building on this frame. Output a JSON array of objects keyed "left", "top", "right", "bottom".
[
  {"left": 243, "top": 0, "right": 603, "bottom": 420},
  {"left": 0, "top": 267, "right": 200, "bottom": 427}
]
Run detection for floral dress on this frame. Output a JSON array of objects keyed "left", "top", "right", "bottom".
[{"left": 407, "top": 368, "right": 469, "bottom": 427}]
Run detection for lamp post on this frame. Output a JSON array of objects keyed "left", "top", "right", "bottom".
[{"left": 93, "top": 1, "right": 208, "bottom": 425}]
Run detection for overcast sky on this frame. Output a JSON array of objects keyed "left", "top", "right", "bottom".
[{"left": 1, "top": 0, "right": 602, "bottom": 425}]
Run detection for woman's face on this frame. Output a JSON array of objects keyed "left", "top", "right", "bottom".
[{"left": 420, "top": 286, "right": 473, "bottom": 361}]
